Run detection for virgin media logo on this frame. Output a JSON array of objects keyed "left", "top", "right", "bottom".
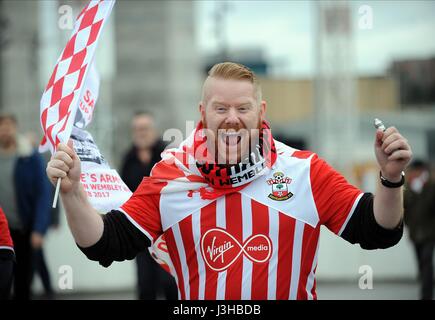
[{"left": 200, "top": 228, "right": 272, "bottom": 272}]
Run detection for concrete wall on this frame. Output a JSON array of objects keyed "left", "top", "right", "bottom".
[
  {"left": 316, "top": 227, "right": 416, "bottom": 282},
  {"left": 1, "top": 0, "right": 41, "bottom": 134}
]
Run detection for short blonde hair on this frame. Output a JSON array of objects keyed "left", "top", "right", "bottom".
[{"left": 203, "top": 62, "right": 262, "bottom": 104}]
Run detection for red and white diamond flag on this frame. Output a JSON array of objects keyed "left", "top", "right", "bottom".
[{"left": 39, "top": 0, "right": 115, "bottom": 154}]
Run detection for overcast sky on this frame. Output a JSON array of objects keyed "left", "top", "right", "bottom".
[{"left": 195, "top": 0, "right": 435, "bottom": 78}]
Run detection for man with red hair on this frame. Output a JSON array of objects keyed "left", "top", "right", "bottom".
[{"left": 47, "top": 62, "right": 413, "bottom": 300}]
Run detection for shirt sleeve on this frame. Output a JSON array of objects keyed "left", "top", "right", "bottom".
[
  {"left": 340, "top": 193, "right": 403, "bottom": 249},
  {"left": 119, "top": 179, "right": 163, "bottom": 242},
  {"left": 77, "top": 210, "right": 151, "bottom": 267},
  {"left": 309, "top": 154, "right": 364, "bottom": 235}
]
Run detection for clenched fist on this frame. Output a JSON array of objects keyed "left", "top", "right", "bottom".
[
  {"left": 375, "top": 126, "right": 412, "bottom": 182},
  {"left": 46, "top": 140, "right": 81, "bottom": 193}
]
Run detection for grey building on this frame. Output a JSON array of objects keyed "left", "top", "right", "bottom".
[{"left": 0, "top": 0, "right": 202, "bottom": 167}]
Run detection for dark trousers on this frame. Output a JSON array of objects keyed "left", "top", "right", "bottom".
[
  {"left": 414, "top": 242, "right": 434, "bottom": 300},
  {"left": 32, "top": 248, "right": 53, "bottom": 297},
  {"left": 10, "top": 229, "right": 32, "bottom": 300},
  {"left": 136, "top": 250, "right": 178, "bottom": 300},
  {"left": 0, "top": 251, "right": 14, "bottom": 300}
]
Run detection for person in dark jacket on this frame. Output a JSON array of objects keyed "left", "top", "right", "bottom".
[
  {"left": 0, "top": 114, "right": 51, "bottom": 300},
  {"left": 120, "top": 111, "right": 177, "bottom": 300},
  {"left": 404, "top": 159, "right": 435, "bottom": 300}
]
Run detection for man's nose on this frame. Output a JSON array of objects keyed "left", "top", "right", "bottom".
[{"left": 224, "top": 108, "right": 241, "bottom": 126}]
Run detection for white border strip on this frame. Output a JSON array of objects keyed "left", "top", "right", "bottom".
[
  {"left": 289, "top": 220, "right": 305, "bottom": 300},
  {"left": 118, "top": 207, "right": 155, "bottom": 243},
  {"left": 305, "top": 241, "right": 319, "bottom": 300},
  {"left": 241, "top": 194, "right": 253, "bottom": 300},
  {"left": 215, "top": 197, "right": 227, "bottom": 300},
  {"left": 172, "top": 223, "right": 190, "bottom": 300},
  {"left": 338, "top": 192, "right": 364, "bottom": 236},
  {"left": 0, "top": 246, "right": 14, "bottom": 252}
]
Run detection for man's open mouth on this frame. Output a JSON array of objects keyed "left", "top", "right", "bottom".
[{"left": 220, "top": 131, "right": 242, "bottom": 146}]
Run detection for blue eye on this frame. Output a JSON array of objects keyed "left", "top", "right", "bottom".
[
  {"left": 238, "top": 106, "right": 249, "bottom": 112},
  {"left": 216, "top": 106, "right": 227, "bottom": 112}
]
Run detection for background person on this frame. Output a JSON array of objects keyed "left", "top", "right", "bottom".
[
  {"left": 0, "top": 114, "right": 51, "bottom": 300},
  {"left": 404, "top": 159, "right": 435, "bottom": 300},
  {"left": 120, "top": 111, "right": 177, "bottom": 300}
]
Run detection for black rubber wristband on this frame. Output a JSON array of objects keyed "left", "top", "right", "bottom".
[{"left": 379, "top": 171, "right": 405, "bottom": 188}]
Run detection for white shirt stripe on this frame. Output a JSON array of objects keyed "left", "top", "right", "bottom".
[
  {"left": 192, "top": 210, "right": 206, "bottom": 300},
  {"left": 338, "top": 192, "right": 364, "bottom": 236},
  {"left": 172, "top": 223, "right": 190, "bottom": 299},
  {"left": 118, "top": 208, "right": 154, "bottom": 242},
  {"left": 267, "top": 207, "right": 279, "bottom": 300},
  {"left": 289, "top": 220, "right": 305, "bottom": 299},
  {"left": 241, "top": 194, "right": 253, "bottom": 300},
  {"left": 0, "top": 246, "right": 14, "bottom": 252},
  {"left": 215, "top": 197, "right": 227, "bottom": 300},
  {"left": 305, "top": 240, "right": 319, "bottom": 300}
]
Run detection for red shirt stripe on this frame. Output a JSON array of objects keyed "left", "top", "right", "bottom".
[
  {"left": 224, "top": 193, "right": 243, "bottom": 300},
  {"left": 201, "top": 201, "right": 218, "bottom": 300},
  {"left": 276, "top": 212, "right": 296, "bottom": 299},
  {"left": 178, "top": 215, "right": 199, "bottom": 300},
  {"left": 297, "top": 225, "right": 320, "bottom": 299},
  {"left": 251, "top": 200, "right": 270, "bottom": 299},
  {"left": 165, "top": 228, "right": 185, "bottom": 300}
]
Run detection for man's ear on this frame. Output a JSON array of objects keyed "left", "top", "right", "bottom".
[
  {"left": 260, "top": 101, "right": 267, "bottom": 121},
  {"left": 199, "top": 102, "right": 205, "bottom": 122}
]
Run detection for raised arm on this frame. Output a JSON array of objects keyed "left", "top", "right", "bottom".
[
  {"left": 46, "top": 140, "right": 103, "bottom": 247},
  {"left": 373, "top": 126, "right": 412, "bottom": 229}
]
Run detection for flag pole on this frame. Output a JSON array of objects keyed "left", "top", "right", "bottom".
[{"left": 52, "top": 177, "right": 61, "bottom": 208}]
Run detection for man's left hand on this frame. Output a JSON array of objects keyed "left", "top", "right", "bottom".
[
  {"left": 375, "top": 126, "right": 413, "bottom": 182},
  {"left": 31, "top": 232, "right": 44, "bottom": 249}
]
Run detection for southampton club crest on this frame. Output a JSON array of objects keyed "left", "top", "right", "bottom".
[{"left": 266, "top": 172, "right": 293, "bottom": 201}]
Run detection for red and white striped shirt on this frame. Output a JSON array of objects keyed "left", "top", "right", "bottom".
[{"left": 120, "top": 142, "right": 363, "bottom": 300}]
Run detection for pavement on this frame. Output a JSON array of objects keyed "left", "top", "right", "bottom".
[{"left": 38, "top": 280, "right": 429, "bottom": 300}]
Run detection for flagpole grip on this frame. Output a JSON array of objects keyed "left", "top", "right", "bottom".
[{"left": 52, "top": 178, "right": 61, "bottom": 209}]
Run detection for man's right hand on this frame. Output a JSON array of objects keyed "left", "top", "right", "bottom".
[
  {"left": 46, "top": 139, "right": 81, "bottom": 193},
  {"left": 46, "top": 140, "right": 102, "bottom": 248}
]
